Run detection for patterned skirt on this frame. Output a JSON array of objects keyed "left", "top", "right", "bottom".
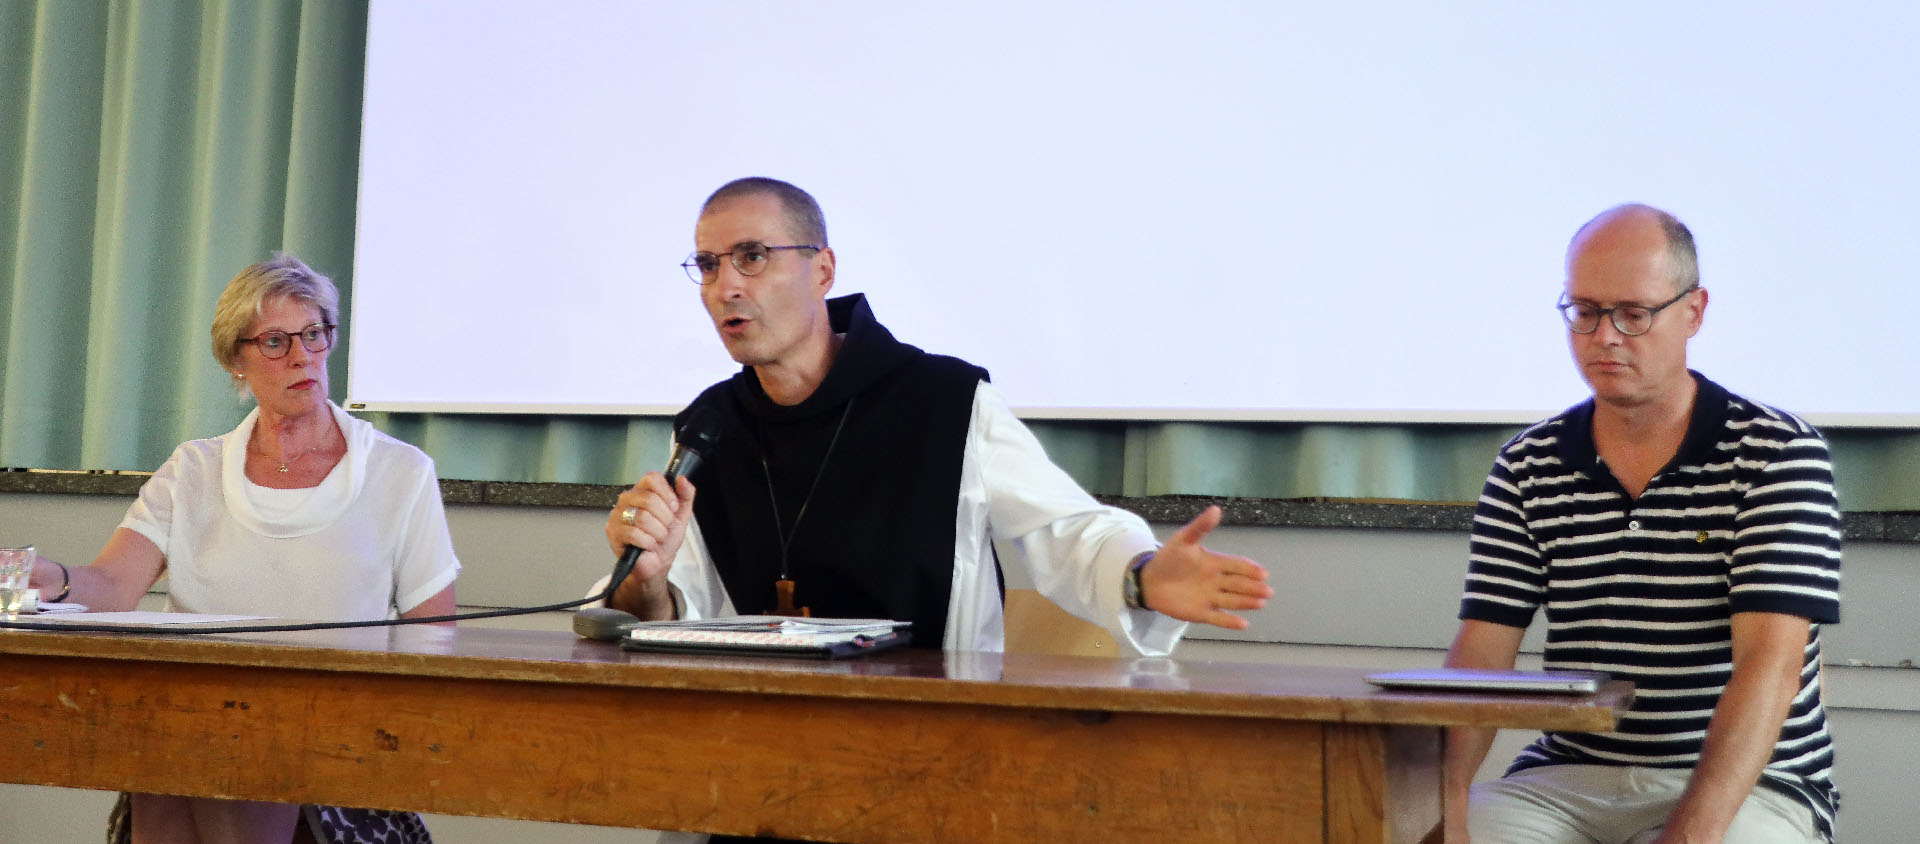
[{"left": 106, "top": 792, "right": 433, "bottom": 844}]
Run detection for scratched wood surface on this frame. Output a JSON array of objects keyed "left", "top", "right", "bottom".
[
  {"left": 0, "top": 652, "right": 1326, "bottom": 841},
  {"left": 0, "top": 627, "right": 1626, "bottom": 842},
  {"left": 0, "top": 626, "right": 1630, "bottom": 729}
]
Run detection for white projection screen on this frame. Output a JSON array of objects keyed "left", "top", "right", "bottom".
[{"left": 350, "top": 2, "right": 1918, "bottom": 425}]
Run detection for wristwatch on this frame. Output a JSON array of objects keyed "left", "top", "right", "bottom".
[{"left": 1122, "top": 551, "right": 1154, "bottom": 610}]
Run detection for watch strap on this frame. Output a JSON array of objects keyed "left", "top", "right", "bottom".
[{"left": 1123, "top": 551, "right": 1154, "bottom": 610}]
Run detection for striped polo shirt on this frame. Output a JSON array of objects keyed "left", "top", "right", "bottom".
[{"left": 1460, "top": 371, "right": 1841, "bottom": 840}]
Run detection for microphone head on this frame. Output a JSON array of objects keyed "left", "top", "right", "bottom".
[
  {"left": 664, "top": 404, "right": 724, "bottom": 484},
  {"left": 674, "top": 404, "right": 724, "bottom": 456}
]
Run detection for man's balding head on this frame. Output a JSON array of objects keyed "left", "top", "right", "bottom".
[
  {"left": 700, "top": 177, "right": 829, "bottom": 248},
  {"left": 1562, "top": 203, "right": 1707, "bottom": 409},
  {"left": 1570, "top": 203, "right": 1698, "bottom": 295}
]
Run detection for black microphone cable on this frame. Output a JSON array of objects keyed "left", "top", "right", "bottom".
[
  {"left": 0, "top": 408, "right": 726, "bottom": 638},
  {"left": 0, "top": 594, "right": 605, "bottom": 636}
]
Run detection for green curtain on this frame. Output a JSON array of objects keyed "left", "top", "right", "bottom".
[
  {"left": 1, "top": 0, "right": 362, "bottom": 468},
  {"left": 5, "top": 0, "right": 1919, "bottom": 509}
]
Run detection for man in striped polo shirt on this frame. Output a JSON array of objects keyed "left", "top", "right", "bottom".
[{"left": 1436, "top": 204, "right": 1841, "bottom": 844}]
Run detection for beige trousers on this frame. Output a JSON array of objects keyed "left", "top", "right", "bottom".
[{"left": 1468, "top": 764, "right": 1824, "bottom": 844}]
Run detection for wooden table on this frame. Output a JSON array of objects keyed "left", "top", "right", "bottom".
[{"left": 0, "top": 626, "right": 1629, "bottom": 843}]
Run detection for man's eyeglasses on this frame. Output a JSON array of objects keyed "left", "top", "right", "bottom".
[
  {"left": 239, "top": 323, "right": 336, "bottom": 359},
  {"left": 1557, "top": 285, "right": 1697, "bottom": 336},
  {"left": 682, "top": 242, "right": 822, "bottom": 284}
]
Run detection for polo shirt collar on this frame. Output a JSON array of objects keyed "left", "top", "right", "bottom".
[{"left": 1556, "top": 370, "right": 1731, "bottom": 472}]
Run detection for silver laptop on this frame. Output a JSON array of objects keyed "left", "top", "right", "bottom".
[{"left": 1364, "top": 668, "right": 1607, "bottom": 694}]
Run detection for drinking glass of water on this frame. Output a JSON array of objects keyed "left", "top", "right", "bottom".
[{"left": 0, "top": 545, "right": 35, "bottom": 614}]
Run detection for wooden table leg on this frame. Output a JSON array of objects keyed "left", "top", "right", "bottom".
[{"left": 1323, "top": 724, "right": 1442, "bottom": 844}]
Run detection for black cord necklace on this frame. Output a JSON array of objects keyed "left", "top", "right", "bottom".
[{"left": 759, "top": 398, "right": 854, "bottom": 616}]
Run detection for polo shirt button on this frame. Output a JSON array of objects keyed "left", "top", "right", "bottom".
[{"left": 1628, "top": 520, "right": 1641, "bottom": 531}]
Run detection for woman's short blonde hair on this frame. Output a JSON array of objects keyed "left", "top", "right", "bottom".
[{"left": 210, "top": 254, "right": 340, "bottom": 384}]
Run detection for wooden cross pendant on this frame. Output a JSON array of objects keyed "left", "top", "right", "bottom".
[{"left": 772, "top": 578, "right": 811, "bottom": 617}]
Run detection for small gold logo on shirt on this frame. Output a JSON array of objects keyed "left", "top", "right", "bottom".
[{"left": 1697, "top": 530, "right": 1710, "bottom": 543}]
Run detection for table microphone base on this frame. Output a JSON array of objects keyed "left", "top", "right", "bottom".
[{"left": 573, "top": 607, "right": 640, "bottom": 641}]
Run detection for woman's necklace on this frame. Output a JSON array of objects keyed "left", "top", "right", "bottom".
[
  {"left": 269, "top": 444, "right": 323, "bottom": 473},
  {"left": 255, "top": 434, "right": 329, "bottom": 473}
]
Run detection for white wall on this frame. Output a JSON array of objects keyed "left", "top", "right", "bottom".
[{"left": 351, "top": 1, "right": 1920, "bottom": 426}]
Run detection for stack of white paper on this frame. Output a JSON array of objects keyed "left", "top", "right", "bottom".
[{"left": 624, "top": 616, "right": 910, "bottom": 650}]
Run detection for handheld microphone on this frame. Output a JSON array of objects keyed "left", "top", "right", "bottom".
[
  {"left": 577, "top": 407, "right": 723, "bottom": 641},
  {"left": 661, "top": 406, "right": 719, "bottom": 484}
]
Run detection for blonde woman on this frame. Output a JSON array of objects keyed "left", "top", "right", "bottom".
[{"left": 31, "top": 255, "right": 458, "bottom": 843}]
